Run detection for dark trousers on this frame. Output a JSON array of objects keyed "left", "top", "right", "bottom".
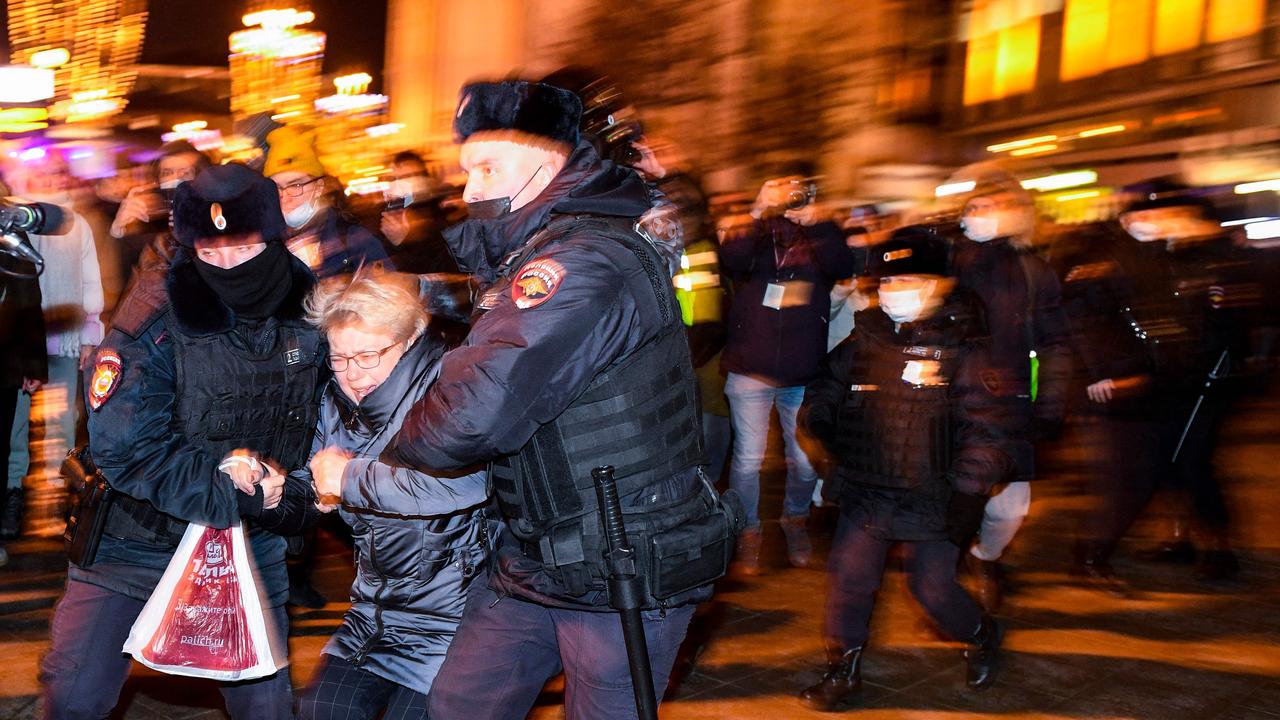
[
  {"left": 824, "top": 511, "right": 982, "bottom": 650},
  {"left": 427, "top": 582, "right": 695, "bottom": 720},
  {"left": 1164, "top": 395, "right": 1229, "bottom": 534},
  {"left": 40, "top": 576, "right": 293, "bottom": 720},
  {"left": 297, "top": 654, "right": 427, "bottom": 720},
  {"left": 1079, "top": 397, "right": 1230, "bottom": 562},
  {"left": 1077, "top": 415, "right": 1163, "bottom": 561}
]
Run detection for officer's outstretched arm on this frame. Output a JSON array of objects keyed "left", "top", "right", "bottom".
[
  {"left": 342, "top": 459, "right": 488, "bottom": 517},
  {"left": 384, "top": 243, "right": 640, "bottom": 472},
  {"left": 86, "top": 328, "right": 241, "bottom": 529}
]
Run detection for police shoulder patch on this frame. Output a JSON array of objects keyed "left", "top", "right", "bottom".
[
  {"left": 511, "top": 258, "right": 566, "bottom": 310},
  {"left": 89, "top": 350, "right": 123, "bottom": 411}
]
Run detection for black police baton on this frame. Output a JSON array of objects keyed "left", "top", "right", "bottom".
[
  {"left": 592, "top": 465, "right": 659, "bottom": 720},
  {"left": 1172, "top": 348, "right": 1229, "bottom": 464}
]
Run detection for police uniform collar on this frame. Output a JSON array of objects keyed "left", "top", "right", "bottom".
[
  {"left": 443, "top": 140, "right": 651, "bottom": 282},
  {"left": 332, "top": 333, "right": 444, "bottom": 432},
  {"left": 166, "top": 249, "right": 316, "bottom": 336}
]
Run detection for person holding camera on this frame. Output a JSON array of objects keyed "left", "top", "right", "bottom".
[
  {"left": 719, "top": 163, "right": 856, "bottom": 573},
  {"left": 379, "top": 151, "right": 459, "bottom": 275}
]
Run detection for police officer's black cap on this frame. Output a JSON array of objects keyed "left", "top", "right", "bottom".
[
  {"left": 1123, "top": 177, "right": 1216, "bottom": 217},
  {"left": 453, "top": 80, "right": 582, "bottom": 146},
  {"left": 867, "top": 225, "right": 950, "bottom": 278},
  {"left": 172, "top": 162, "right": 286, "bottom": 247}
]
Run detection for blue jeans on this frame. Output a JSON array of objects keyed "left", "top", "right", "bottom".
[
  {"left": 427, "top": 583, "right": 695, "bottom": 720},
  {"left": 702, "top": 411, "right": 732, "bottom": 485},
  {"left": 724, "top": 372, "right": 818, "bottom": 529},
  {"left": 40, "top": 576, "right": 293, "bottom": 720}
]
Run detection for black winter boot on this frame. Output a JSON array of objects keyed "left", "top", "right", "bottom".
[
  {"left": 964, "top": 616, "right": 1001, "bottom": 690},
  {"left": 799, "top": 646, "right": 863, "bottom": 711}
]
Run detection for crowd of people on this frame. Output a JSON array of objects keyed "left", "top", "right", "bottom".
[{"left": 0, "top": 70, "right": 1274, "bottom": 720}]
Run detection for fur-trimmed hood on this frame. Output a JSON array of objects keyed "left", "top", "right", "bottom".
[{"left": 166, "top": 248, "right": 317, "bottom": 336}]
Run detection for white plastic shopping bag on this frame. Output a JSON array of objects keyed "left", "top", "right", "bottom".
[{"left": 123, "top": 522, "right": 285, "bottom": 681}]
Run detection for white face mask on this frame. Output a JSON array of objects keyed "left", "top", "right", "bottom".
[
  {"left": 284, "top": 197, "right": 319, "bottom": 229},
  {"left": 962, "top": 215, "right": 999, "bottom": 243},
  {"left": 878, "top": 285, "right": 929, "bottom": 324},
  {"left": 393, "top": 176, "right": 431, "bottom": 204},
  {"left": 158, "top": 178, "right": 184, "bottom": 191},
  {"left": 1125, "top": 221, "right": 1163, "bottom": 242}
]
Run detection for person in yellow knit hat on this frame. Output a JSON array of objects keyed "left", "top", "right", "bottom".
[{"left": 265, "top": 126, "right": 391, "bottom": 278}]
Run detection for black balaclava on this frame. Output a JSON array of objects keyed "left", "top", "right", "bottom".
[{"left": 194, "top": 242, "right": 293, "bottom": 320}]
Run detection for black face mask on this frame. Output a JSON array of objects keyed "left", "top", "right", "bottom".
[
  {"left": 465, "top": 169, "right": 540, "bottom": 220},
  {"left": 194, "top": 242, "right": 293, "bottom": 320}
]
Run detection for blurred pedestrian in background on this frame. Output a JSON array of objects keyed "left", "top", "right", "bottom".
[
  {"left": 0, "top": 169, "right": 46, "bottom": 559},
  {"left": 5, "top": 150, "right": 103, "bottom": 539},
  {"left": 379, "top": 150, "right": 458, "bottom": 275},
  {"left": 952, "top": 167, "right": 1071, "bottom": 610},
  {"left": 265, "top": 125, "right": 391, "bottom": 278},
  {"left": 720, "top": 162, "right": 855, "bottom": 572}
]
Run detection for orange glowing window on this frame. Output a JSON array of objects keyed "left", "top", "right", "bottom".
[
  {"left": 1106, "top": 0, "right": 1153, "bottom": 68},
  {"left": 1061, "top": 0, "right": 1153, "bottom": 81},
  {"left": 1154, "top": 0, "right": 1205, "bottom": 55},
  {"left": 995, "top": 18, "right": 1042, "bottom": 98},
  {"left": 1061, "top": 0, "right": 1111, "bottom": 81},
  {"left": 1207, "top": 0, "right": 1263, "bottom": 43},
  {"left": 964, "top": 32, "right": 999, "bottom": 105}
]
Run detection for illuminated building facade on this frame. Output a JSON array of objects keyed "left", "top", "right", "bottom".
[
  {"left": 947, "top": 0, "right": 1280, "bottom": 219},
  {"left": 5, "top": 0, "right": 149, "bottom": 124}
]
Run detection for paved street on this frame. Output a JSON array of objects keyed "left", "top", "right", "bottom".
[{"left": 1, "top": 386, "right": 1277, "bottom": 720}]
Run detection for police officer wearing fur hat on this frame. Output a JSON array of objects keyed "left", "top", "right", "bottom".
[
  {"left": 798, "top": 227, "right": 1012, "bottom": 711},
  {"left": 41, "top": 163, "right": 323, "bottom": 720},
  {"left": 377, "top": 80, "right": 741, "bottom": 719}
]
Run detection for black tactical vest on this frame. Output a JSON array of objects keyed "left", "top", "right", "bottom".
[
  {"left": 833, "top": 329, "right": 961, "bottom": 493},
  {"left": 486, "top": 217, "right": 705, "bottom": 581},
  {"left": 103, "top": 312, "right": 322, "bottom": 546},
  {"left": 168, "top": 314, "right": 322, "bottom": 470}
]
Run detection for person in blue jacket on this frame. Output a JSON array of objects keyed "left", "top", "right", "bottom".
[
  {"left": 40, "top": 163, "right": 322, "bottom": 720},
  {"left": 296, "top": 268, "right": 492, "bottom": 720}
]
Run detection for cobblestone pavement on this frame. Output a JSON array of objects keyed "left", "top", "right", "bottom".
[{"left": 1, "top": 389, "right": 1277, "bottom": 720}]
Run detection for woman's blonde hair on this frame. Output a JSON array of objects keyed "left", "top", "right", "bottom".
[{"left": 304, "top": 266, "right": 428, "bottom": 341}]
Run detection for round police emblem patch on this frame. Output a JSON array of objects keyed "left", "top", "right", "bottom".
[
  {"left": 89, "top": 351, "right": 123, "bottom": 411},
  {"left": 511, "top": 258, "right": 565, "bottom": 310}
]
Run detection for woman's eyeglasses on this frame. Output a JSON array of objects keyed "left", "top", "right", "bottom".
[{"left": 327, "top": 343, "right": 399, "bottom": 371}]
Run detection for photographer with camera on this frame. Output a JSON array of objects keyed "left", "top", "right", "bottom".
[
  {"left": 719, "top": 162, "right": 855, "bottom": 573},
  {"left": 379, "top": 150, "right": 458, "bottom": 275}
]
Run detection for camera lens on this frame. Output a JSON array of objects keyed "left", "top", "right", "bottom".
[{"left": 786, "top": 190, "right": 809, "bottom": 210}]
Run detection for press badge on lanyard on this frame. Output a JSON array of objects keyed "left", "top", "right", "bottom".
[{"left": 763, "top": 282, "right": 786, "bottom": 309}]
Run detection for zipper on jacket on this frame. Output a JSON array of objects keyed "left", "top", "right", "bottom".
[{"left": 350, "top": 529, "right": 389, "bottom": 667}]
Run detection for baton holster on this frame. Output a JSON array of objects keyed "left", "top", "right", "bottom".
[{"left": 62, "top": 445, "right": 114, "bottom": 568}]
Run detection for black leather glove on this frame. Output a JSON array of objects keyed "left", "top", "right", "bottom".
[{"left": 946, "top": 491, "right": 988, "bottom": 548}]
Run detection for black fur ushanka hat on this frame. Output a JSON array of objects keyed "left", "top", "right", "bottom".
[
  {"left": 172, "top": 162, "right": 287, "bottom": 247},
  {"left": 453, "top": 80, "right": 582, "bottom": 146}
]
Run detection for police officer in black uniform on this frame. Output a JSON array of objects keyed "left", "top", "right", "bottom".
[
  {"left": 1071, "top": 182, "right": 1258, "bottom": 581},
  {"left": 381, "top": 80, "right": 739, "bottom": 720},
  {"left": 798, "top": 228, "right": 1011, "bottom": 711},
  {"left": 40, "top": 163, "right": 322, "bottom": 720}
]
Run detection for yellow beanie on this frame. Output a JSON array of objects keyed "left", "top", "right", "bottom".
[{"left": 264, "top": 126, "right": 326, "bottom": 179}]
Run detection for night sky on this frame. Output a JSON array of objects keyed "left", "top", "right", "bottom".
[{"left": 1, "top": 0, "right": 388, "bottom": 82}]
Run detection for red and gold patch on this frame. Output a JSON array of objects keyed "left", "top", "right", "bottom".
[
  {"left": 89, "top": 351, "right": 123, "bottom": 411},
  {"left": 511, "top": 258, "right": 566, "bottom": 310}
]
